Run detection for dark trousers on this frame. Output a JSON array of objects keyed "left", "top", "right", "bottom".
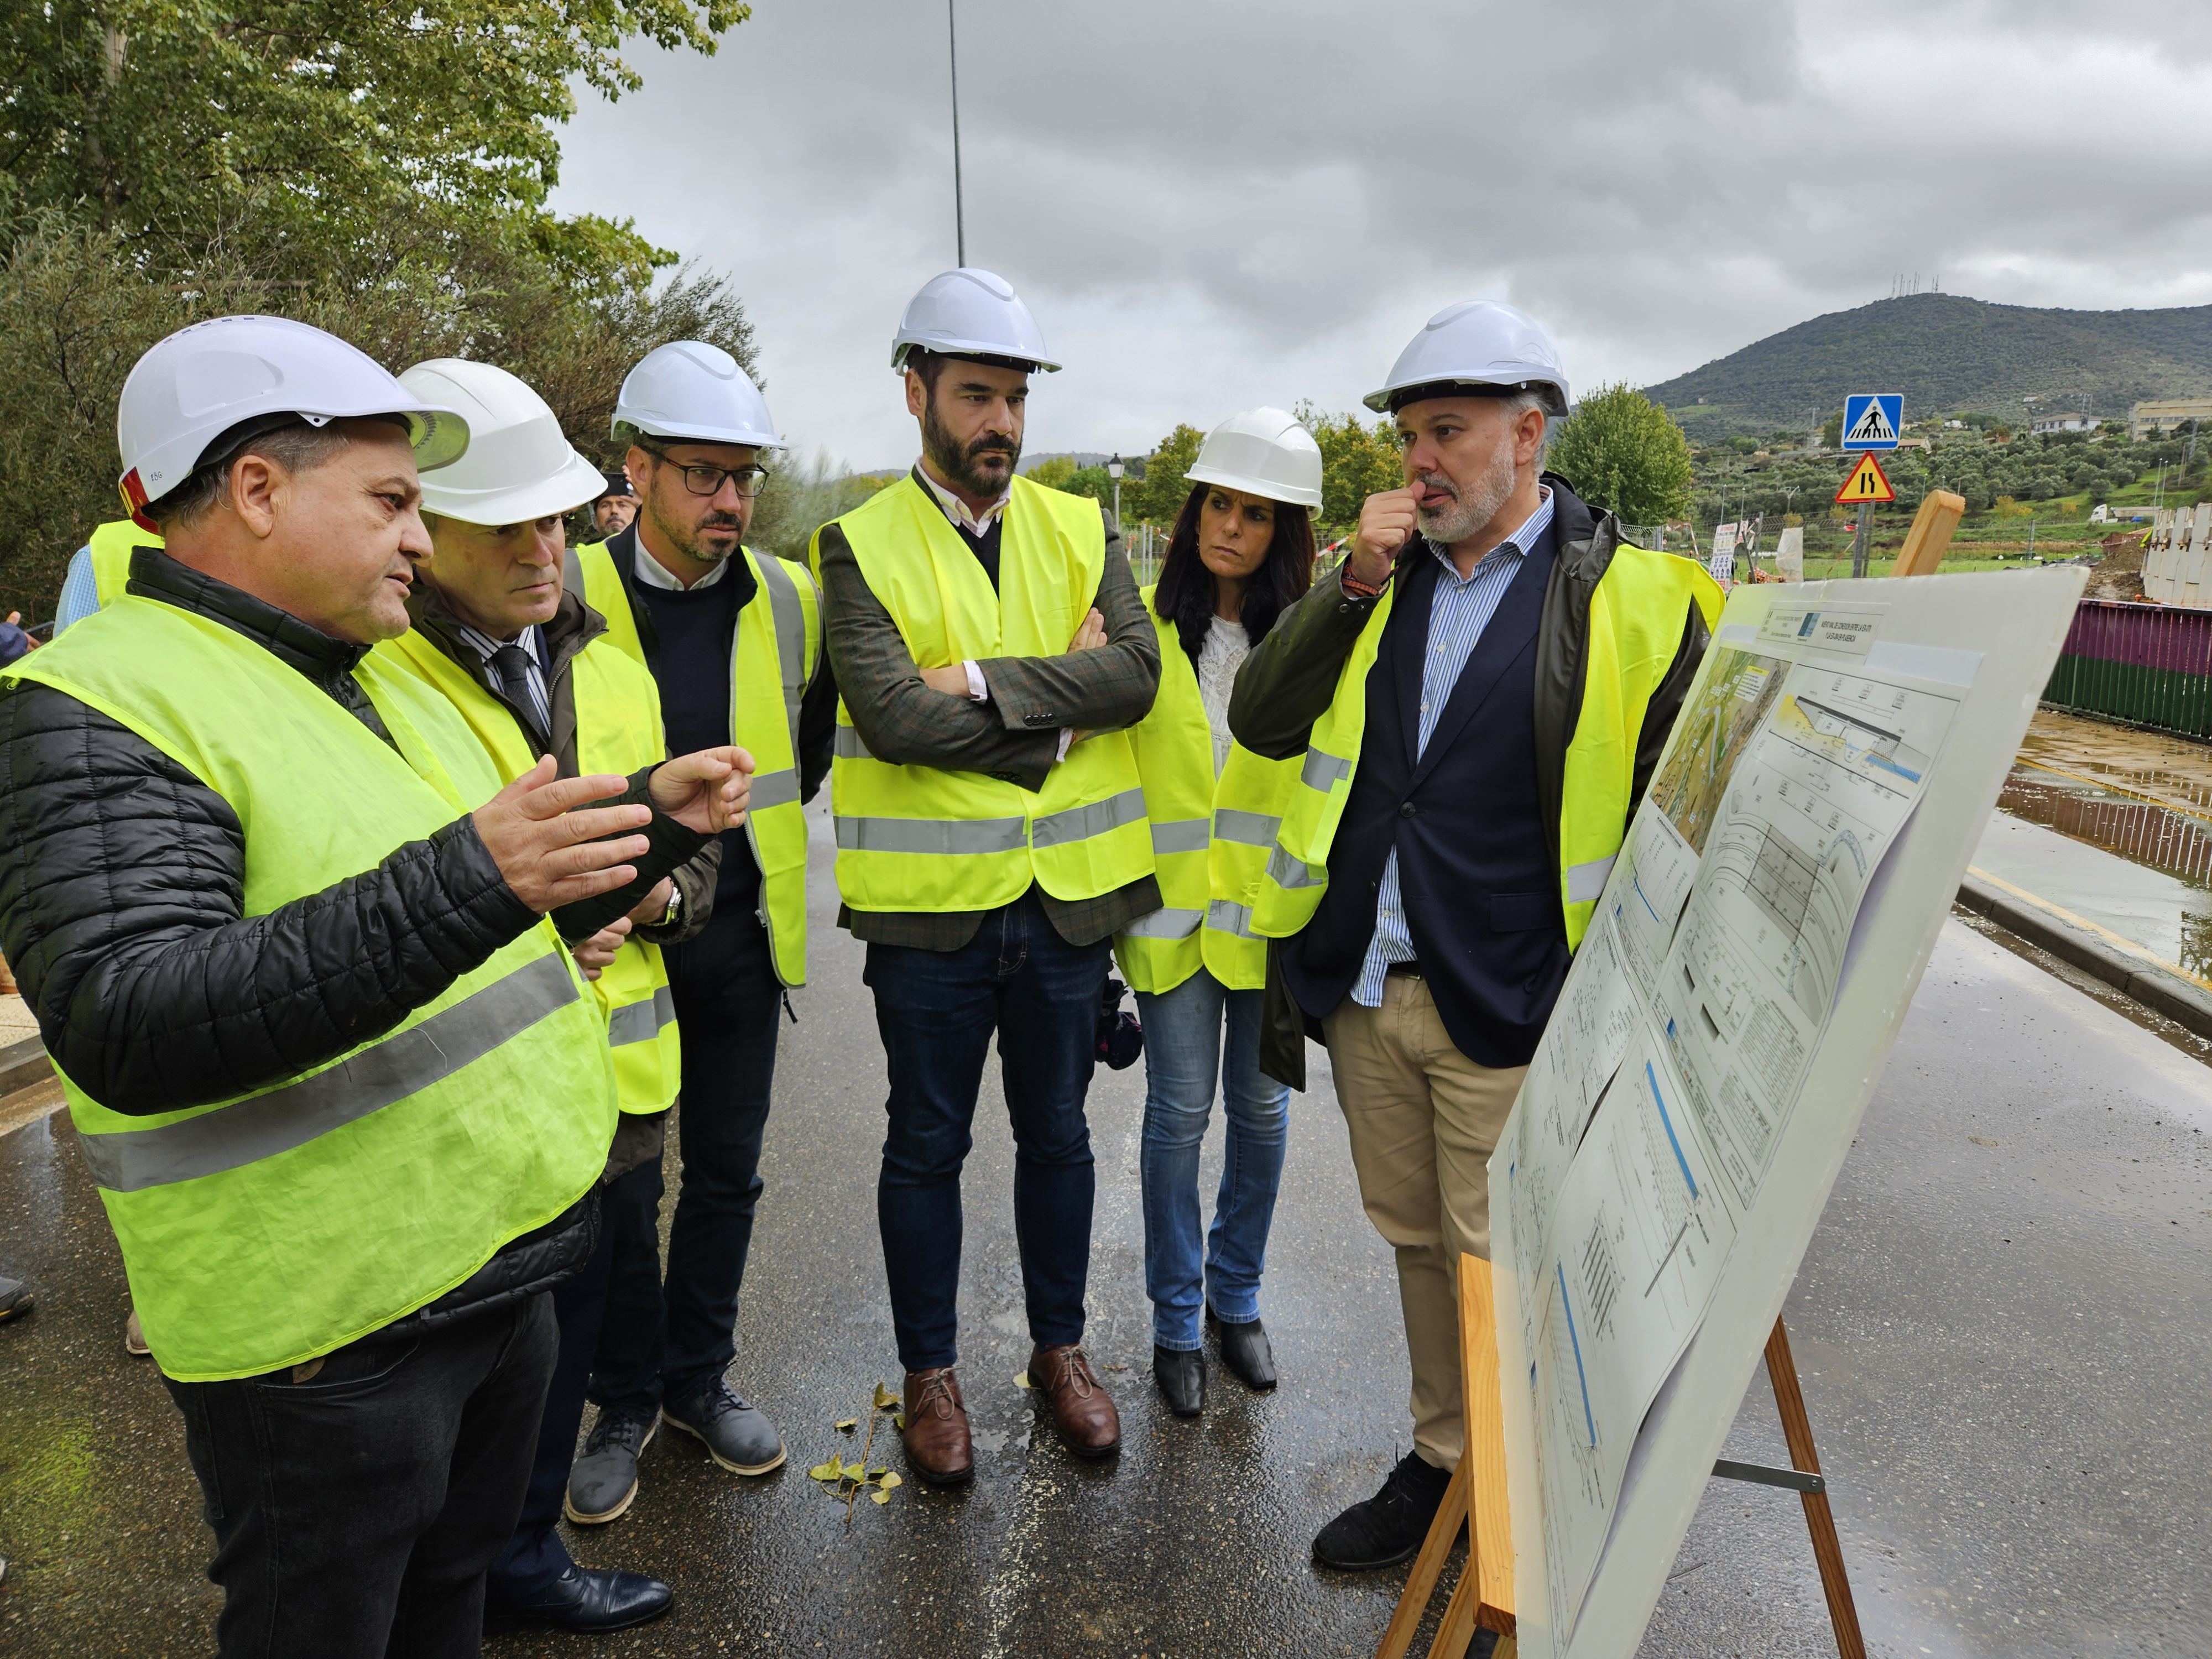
[
  {"left": 591, "top": 909, "right": 783, "bottom": 1415},
  {"left": 486, "top": 1212, "right": 614, "bottom": 1603},
  {"left": 864, "top": 887, "right": 1112, "bottom": 1373},
  {"left": 163, "top": 1294, "right": 557, "bottom": 1659}
]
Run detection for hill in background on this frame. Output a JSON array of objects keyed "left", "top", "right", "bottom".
[{"left": 1644, "top": 292, "right": 2212, "bottom": 440}]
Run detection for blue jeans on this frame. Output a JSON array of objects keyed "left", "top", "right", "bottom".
[
  {"left": 865, "top": 888, "right": 1111, "bottom": 1373},
  {"left": 1134, "top": 968, "right": 1289, "bottom": 1350}
]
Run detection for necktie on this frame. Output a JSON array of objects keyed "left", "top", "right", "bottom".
[{"left": 490, "top": 644, "right": 546, "bottom": 747}]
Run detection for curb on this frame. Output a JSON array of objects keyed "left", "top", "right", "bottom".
[
  {"left": 0, "top": 1034, "right": 52, "bottom": 1098},
  {"left": 1957, "top": 873, "right": 2212, "bottom": 1040}
]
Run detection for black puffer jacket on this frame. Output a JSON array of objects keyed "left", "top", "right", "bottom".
[{"left": 0, "top": 551, "right": 708, "bottom": 1328}]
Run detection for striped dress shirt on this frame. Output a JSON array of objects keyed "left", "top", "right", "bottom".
[
  {"left": 450, "top": 619, "right": 554, "bottom": 747},
  {"left": 1352, "top": 487, "right": 1556, "bottom": 1007}
]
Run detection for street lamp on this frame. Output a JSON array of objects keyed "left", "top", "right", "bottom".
[{"left": 1107, "top": 453, "right": 1124, "bottom": 529}]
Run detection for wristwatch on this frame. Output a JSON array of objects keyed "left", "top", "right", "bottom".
[{"left": 656, "top": 886, "right": 684, "bottom": 930}]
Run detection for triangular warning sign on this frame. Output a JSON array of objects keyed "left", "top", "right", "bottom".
[
  {"left": 1845, "top": 400, "right": 1896, "bottom": 445},
  {"left": 1834, "top": 452, "right": 1896, "bottom": 504}
]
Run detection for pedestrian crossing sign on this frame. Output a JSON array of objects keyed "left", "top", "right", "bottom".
[
  {"left": 1834, "top": 451, "right": 1896, "bottom": 505},
  {"left": 1841, "top": 393, "right": 1903, "bottom": 449}
]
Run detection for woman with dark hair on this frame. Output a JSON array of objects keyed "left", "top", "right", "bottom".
[{"left": 1115, "top": 409, "right": 1321, "bottom": 1417}]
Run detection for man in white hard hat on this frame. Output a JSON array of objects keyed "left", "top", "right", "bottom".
[
  {"left": 378, "top": 358, "right": 739, "bottom": 1636},
  {"left": 1230, "top": 301, "right": 1721, "bottom": 1571},
  {"left": 809, "top": 269, "right": 1161, "bottom": 1483},
  {"left": 556, "top": 341, "right": 829, "bottom": 1516},
  {"left": 0, "top": 315, "right": 749, "bottom": 1656}
]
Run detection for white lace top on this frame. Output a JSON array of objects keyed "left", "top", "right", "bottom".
[{"left": 1195, "top": 615, "right": 1250, "bottom": 775}]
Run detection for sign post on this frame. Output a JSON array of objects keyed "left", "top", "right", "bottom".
[
  {"left": 1834, "top": 452, "right": 1896, "bottom": 578},
  {"left": 1839, "top": 394, "right": 1902, "bottom": 577}
]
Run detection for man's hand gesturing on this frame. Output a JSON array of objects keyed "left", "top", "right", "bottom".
[
  {"left": 571, "top": 916, "right": 634, "bottom": 981},
  {"left": 474, "top": 757, "right": 653, "bottom": 914},
  {"left": 1347, "top": 486, "right": 1420, "bottom": 589},
  {"left": 650, "top": 746, "right": 754, "bottom": 836}
]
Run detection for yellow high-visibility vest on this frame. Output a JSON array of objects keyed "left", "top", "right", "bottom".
[
  {"left": 88, "top": 520, "right": 161, "bottom": 604},
  {"left": 1252, "top": 542, "right": 1723, "bottom": 952},
  {"left": 4, "top": 597, "right": 615, "bottom": 1382},
  {"left": 816, "top": 474, "right": 1154, "bottom": 914},
  {"left": 378, "top": 618, "right": 680, "bottom": 1114},
  {"left": 1115, "top": 587, "right": 1301, "bottom": 994},
  {"left": 570, "top": 540, "right": 820, "bottom": 988}
]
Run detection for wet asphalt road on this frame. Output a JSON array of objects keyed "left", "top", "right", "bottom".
[{"left": 3, "top": 797, "right": 2209, "bottom": 1658}]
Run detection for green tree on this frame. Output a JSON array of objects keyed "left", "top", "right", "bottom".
[
  {"left": 1820, "top": 409, "right": 1844, "bottom": 450},
  {"left": 1026, "top": 455, "right": 1077, "bottom": 490},
  {"left": 0, "top": 213, "right": 758, "bottom": 611},
  {"left": 1060, "top": 465, "right": 1112, "bottom": 507},
  {"left": 1296, "top": 404, "right": 1404, "bottom": 530},
  {"left": 3, "top": 0, "right": 747, "bottom": 293},
  {"left": 1136, "top": 425, "right": 1204, "bottom": 522},
  {"left": 1547, "top": 383, "right": 1694, "bottom": 525}
]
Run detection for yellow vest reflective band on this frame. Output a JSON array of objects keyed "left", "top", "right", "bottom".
[
  {"left": 88, "top": 520, "right": 162, "bottom": 605},
  {"left": 377, "top": 622, "right": 680, "bottom": 1114},
  {"left": 1115, "top": 588, "right": 1302, "bottom": 994},
  {"left": 818, "top": 474, "right": 1153, "bottom": 914},
  {"left": 570, "top": 540, "right": 821, "bottom": 988},
  {"left": 4, "top": 598, "right": 615, "bottom": 1383},
  {"left": 1251, "top": 541, "right": 1723, "bottom": 953}
]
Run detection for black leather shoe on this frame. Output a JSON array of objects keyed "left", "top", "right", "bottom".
[
  {"left": 1313, "top": 1451, "right": 1453, "bottom": 1570},
  {"left": 1208, "top": 1308, "right": 1277, "bottom": 1391},
  {"left": 1154, "top": 1344, "right": 1205, "bottom": 1417},
  {"left": 486, "top": 1565, "right": 673, "bottom": 1634}
]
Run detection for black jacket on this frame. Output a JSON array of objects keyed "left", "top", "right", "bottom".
[
  {"left": 0, "top": 551, "right": 709, "bottom": 1330},
  {"left": 1228, "top": 479, "right": 1709, "bottom": 1088}
]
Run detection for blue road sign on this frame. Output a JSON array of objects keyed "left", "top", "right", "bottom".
[{"left": 1842, "top": 394, "right": 1903, "bottom": 450}]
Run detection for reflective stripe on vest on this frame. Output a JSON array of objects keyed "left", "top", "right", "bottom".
[
  {"left": 377, "top": 614, "right": 681, "bottom": 1115},
  {"left": 87, "top": 520, "right": 161, "bottom": 606},
  {"left": 571, "top": 540, "right": 821, "bottom": 989},
  {"left": 1250, "top": 535, "right": 1722, "bottom": 953},
  {"left": 5, "top": 597, "right": 614, "bottom": 1383},
  {"left": 609, "top": 984, "right": 679, "bottom": 1047},
  {"left": 1113, "top": 588, "right": 1304, "bottom": 994},
  {"left": 78, "top": 953, "right": 578, "bottom": 1192},
  {"left": 819, "top": 474, "right": 1153, "bottom": 915}
]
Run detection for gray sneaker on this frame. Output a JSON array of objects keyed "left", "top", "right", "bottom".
[
  {"left": 662, "top": 1381, "right": 785, "bottom": 1476},
  {"left": 564, "top": 1407, "right": 658, "bottom": 1526}
]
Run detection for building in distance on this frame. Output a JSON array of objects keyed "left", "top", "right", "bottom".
[{"left": 2129, "top": 397, "right": 2212, "bottom": 441}]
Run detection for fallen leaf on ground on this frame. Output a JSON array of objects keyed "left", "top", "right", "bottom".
[
  {"left": 808, "top": 1456, "right": 845, "bottom": 1482},
  {"left": 873, "top": 1382, "right": 900, "bottom": 1410},
  {"left": 835, "top": 1418, "right": 858, "bottom": 1432},
  {"left": 871, "top": 1488, "right": 892, "bottom": 1504},
  {"left": 879, "top": 1472, "right": 902, "bottom": 1491},
  {"left": 1014, "top": 1370, "right": 1032, "bottom": 1390}
]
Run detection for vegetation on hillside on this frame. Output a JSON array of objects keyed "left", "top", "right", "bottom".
[{"left": 1645, "top": 292, "right": 2212, "bottom": 441}]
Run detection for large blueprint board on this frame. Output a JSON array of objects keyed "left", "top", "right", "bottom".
[{"left": 1489, "top": 568, "right": 2086, "bottom": 1659}]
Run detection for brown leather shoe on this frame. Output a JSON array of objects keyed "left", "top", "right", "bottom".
[
  {"left": 901, "top": 1367, "right": 974, "bottom": 1486},
  {"left": 1029, "top": 1344, "right": 1121, "bottom": 1459}
]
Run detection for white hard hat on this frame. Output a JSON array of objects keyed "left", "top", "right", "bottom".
[
  {"left": 613, "top": 341, "right": 778, "bottom": 449},
  {"left": 890, "top": 268, "right": 1060, "bottom": 374},
  {"left": 118, "top": 314, "right": 469, "bottom": 528},
  {"left": 400, "top": 359, "right": 605, "bottom": 526},
  {"left": 1363, "top": 300, "right": 1569, "bottom": 418},
  {"left": 1185, "top": 408, "right": 1324, "bottom": 510}
]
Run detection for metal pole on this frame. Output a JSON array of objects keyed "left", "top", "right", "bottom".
[
  {"left": 1112, "top": 479, "right": 1121, "bottom": 528},
  {"left": 948, "top": 0, "right": 965, "bottom": 266},
  {"left": 1850, "top": 500, "right": 1870, "bottom": 578}
]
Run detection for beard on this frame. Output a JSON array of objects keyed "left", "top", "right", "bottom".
[
  {"left": 645, "top": 489, "right": 743, "bottom": 565},
  {"left": 922, "top": 400, "right": 1021, "bottom": 499},
  {"left": 1415, "top": 424, "right": 1520, "bottom": 547}
]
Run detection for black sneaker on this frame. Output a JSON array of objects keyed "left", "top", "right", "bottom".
[
  {"left": 0, "top": 1277, "right": 32, "bottom": 1323},
  {"left": 1313, "top": 1451, "right": 1453, "bottom": 1570}
]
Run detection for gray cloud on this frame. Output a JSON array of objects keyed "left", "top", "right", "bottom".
[{"left": 549, "top": 0, "right": 2212, "bottom": 468}]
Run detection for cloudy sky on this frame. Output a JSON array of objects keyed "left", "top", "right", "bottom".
[{"left": 549, "top": 0, "right": 2212, "bottom": 470}]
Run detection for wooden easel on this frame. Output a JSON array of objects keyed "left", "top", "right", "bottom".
[{"left": 1375, "top": 1256, "right": 1867, "bottom": 1659}]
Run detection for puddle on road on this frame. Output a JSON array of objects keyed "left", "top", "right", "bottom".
[{"left": 1997, "top": 767, "right": 2212, "bottom": 978}]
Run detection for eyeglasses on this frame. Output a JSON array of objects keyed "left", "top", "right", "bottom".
[{"left": 648, "top": 455, "right": 773, "bottom": 498}]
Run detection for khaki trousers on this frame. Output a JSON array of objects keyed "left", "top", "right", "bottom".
[{"left": 1324, "top": 974, "right": 1524, "bottom": 1471}]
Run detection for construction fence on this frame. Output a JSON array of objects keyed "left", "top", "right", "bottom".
[{"left": 2043, "top": 598, "right": 2212, "bottom": 739}]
